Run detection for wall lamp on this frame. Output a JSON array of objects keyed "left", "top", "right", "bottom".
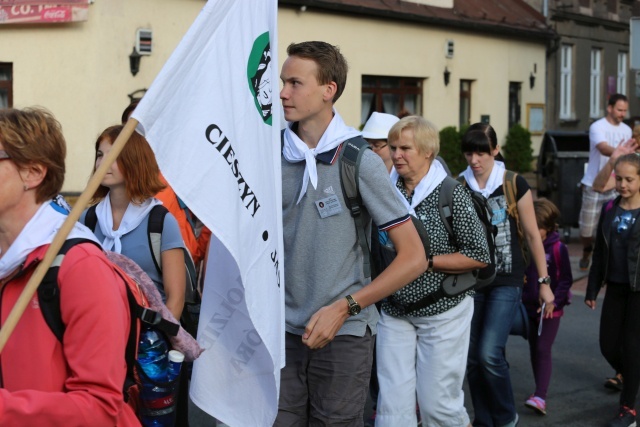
[
  {"left": 129, "top": 47, "right": 141, "bottom": 76},
  {"left": 529, "top": 72, "right": 535, "bottom": 89},
  {"left": 444, "top": 67, "right": 451, "bottom": 86}
]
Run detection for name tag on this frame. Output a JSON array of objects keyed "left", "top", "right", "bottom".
[
  {"left": 492, "top": 208, "right": 507, "bottom": 225},
  {"left": 315, "top": 195, "right": 343, "bottom": 218}
]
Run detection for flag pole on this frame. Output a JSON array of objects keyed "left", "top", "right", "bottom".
[{"left": 0, "top": 118, "right": 139, "bottom": 354}]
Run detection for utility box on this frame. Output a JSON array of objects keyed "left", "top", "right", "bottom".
[{"left": 536, "top": 131, "right": 590, "bottom": 241}]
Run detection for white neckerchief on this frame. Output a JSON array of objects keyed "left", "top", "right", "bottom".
[
  {"left": 95, "top": 194, "right": 161, "bottom": 253},
  {"left": 462, "top": 160, "right": 506, "bottom": 198},
  {"left": 390, "top": 159, "right": 448, "bottom": 216},
  {"left": 283, "top": 109, "right": 360, "bottom": 204},
  {"left": 0, "top": 201, "right": 99, "bottom": 280}
]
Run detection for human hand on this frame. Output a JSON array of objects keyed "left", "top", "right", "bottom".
[
  {"left": 612, "top": 138, "right": 638, "bottom": 162},
  {"left": 302, "top": 300, "right": 349, "bottom": 349},
  {"left": 585, "top": 299, "right": 597, "bottom": 310},
  {"left": 538, "top": 285, "right": 554, "bottom": 316}
]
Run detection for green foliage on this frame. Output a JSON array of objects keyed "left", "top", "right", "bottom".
[
  {"left": 438, "top": 125, "right": 468, "bottom": 176},
  {"left": 503, "top": 124, "right": 533, "bottom": 172}
]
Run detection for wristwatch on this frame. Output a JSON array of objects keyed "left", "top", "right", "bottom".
[
  {"left": 427, "top": 254, "right": 434, "bottom": 273},
  {"left": 538, "top": 276, "right": 551, "bottom": 285},
  {"left": 345, "top": 295, "right": 361, "bottom": 316}
]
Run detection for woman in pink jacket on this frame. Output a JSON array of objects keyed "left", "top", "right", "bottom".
[{"left": 0, "top": 108, "right": 140, "bottom": 426}]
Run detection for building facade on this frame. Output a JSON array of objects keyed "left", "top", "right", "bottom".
[
  {"left": 525, "top": 0, "right": 640, "bottom": 130},
  {"left": 1, "top": 0, "right": 553, "bottom": 191}
]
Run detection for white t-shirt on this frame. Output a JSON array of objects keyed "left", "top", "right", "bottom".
[{"left": 581, "top": 117, "right": 632, "bottom": 186}]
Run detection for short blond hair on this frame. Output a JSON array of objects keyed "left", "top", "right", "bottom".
[{"left": 388, "top": 115, "right": 439, "bottom": 156}]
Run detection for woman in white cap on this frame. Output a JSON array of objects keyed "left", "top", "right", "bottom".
[{"left": 362, "top": 112, "right": 400, "bottom": 172}]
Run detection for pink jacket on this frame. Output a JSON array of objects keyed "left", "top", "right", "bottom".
[{"left": 0, "top": 242, "right": 140, "bottom": 426}]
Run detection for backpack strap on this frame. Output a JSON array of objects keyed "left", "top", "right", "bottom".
[
  {"left": 146, "top": 204, "right": 199, "bottom": 308},
  {"left": 503, "top": 170, "right": 528, "bottom": 260},
  {"left": 438, "top": 176, "right": 460, "bottom": 241},
  {"left": 339, "top": 136, "right": 373, "bottom": 279},
  {"left": 39, "top": 238, "right": 99, "bottom": 342},
  {"left": 147, "top": 204, "right": 168, "bottom": 276},
  {"left": 176, "top": 196, "right": 196, "bottom": 235},
  {"left": 503, "top": 170, "right": 519, "bottom": 221},
  {"left": 552, "top": 240, "right": 562, "bottom": 283},
  {"left": 83, "top": 205, "right": 98, "bottom": 232}
]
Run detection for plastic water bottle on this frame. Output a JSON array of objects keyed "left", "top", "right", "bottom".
[
  {"left": 167, "top": 350, "right": 184, "bottom": 381},
  {"left": 138, "top": 327, "right": 176, "bottom": 427}
]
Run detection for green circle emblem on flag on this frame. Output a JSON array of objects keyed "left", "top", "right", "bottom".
[{"left": 247, "top": 32, "right": 272, "bottom": 126}]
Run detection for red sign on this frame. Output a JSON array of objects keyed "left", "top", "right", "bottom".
[
  {"left": 0, "top": 3, "right": 88, "bottom": 24},
  {"left": 0, "top": 1, "right": 88, "bottom": 4}
]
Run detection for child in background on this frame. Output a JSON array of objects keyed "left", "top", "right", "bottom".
[
  {"left": 586, "top": 153, "right": 640, "bottom": 427},
  {"left": 522, "top": 198, "right": 573, "bottom": 416}
]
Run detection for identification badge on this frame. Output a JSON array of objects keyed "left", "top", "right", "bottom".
[
  {"left": 315, "top": 195, "right": 343, "bottom": 218},
  {"left": 492, "top": 208, "right": 507, "bottom": 225}
]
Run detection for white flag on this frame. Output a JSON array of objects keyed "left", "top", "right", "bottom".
[{"left": 131, "top": 1, "right": 284, "bottom": 426}]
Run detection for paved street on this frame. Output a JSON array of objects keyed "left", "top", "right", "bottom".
[{"left": 366, "top": 231, "right": 625, "bottom": 426}]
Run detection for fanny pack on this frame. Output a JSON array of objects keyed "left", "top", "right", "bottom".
[{"left": 387, "top": 271, "right": 476, "bottom": 315}]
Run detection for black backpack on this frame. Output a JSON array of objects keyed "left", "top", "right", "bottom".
[
  {"left": 83, "top": 204, "right": 201, "bottom": 338},
  {"left": 339, "top": 143, "right": 496, "bottom": 312},
  {"left": 439, "top": 176, "right": 497, "bottom": 290},
  {"left": 38, "top": 238, "right": 181, "bottom": 421}
]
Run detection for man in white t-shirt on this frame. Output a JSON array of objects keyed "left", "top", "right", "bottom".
[{"left": 579, "top": 93, "right": 632, "bottom": 270}]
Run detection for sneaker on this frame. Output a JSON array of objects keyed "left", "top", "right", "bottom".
[
  {"left": 525, "top": 395, "right": 547, "bottom": 415},
  {"left": 579, "top": 256, "right": 590, "bottom": 271},
  {"left": 606, "top": 406, "right": 637, "bottom": 427},
  {"left": 605, "top": 374, "right": 624, "bottom": 392}
]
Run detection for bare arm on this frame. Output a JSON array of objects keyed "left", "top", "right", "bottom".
[
  {"left": 517, "top": 190, "right": 555, "bottom": 317},
  {"left": 596, "top": 141, "right": 615, "bottom": 157},
  {"left": 302, "top": 220, "right": 426, "bottom": 349},
  {"left": 433, "top": 253, "right": 486, "bottom": 274},
  {"left": 592, "top": 138, "right": 638, "bottom": 193},
  {"left": 161, "top": 248, "right": 186, "bottom": 320}
]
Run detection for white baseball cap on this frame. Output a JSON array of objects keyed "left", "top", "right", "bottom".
[{"left": 361, "top": 112, "right": 400, "bottom": 140}]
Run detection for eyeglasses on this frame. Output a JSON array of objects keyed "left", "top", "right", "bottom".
[
  {"left": 617, "top": 211, "right": 635, "bottom": 234},
  {"left": 0, "top": 150, "right": 10, "bottom": 161},
  {"left": 367, "top": 141, "right": 388, "bottom": 151}
]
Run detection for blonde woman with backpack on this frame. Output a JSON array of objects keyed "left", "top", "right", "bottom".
[
  {"left": 461, "top": 123, "right": 554, "bottom": 427},
  {"left": 374, "top": 116, "right": 490, "bottom": 427}
]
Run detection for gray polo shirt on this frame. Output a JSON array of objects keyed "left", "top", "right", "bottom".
[{"left": 282, "top": 143, "right": 409, "bottom": 337}]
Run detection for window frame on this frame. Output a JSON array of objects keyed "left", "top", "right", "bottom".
[
  {"left": 559, "top": 45, "right": 573, "bottom": 120},
  {"left": 361, "top": 76, "right": 423, "bottom": 125},
  {"left": 617, "top": 51, "right": 628, "bottom": 96},
  {"left": 508, "top": 82, "right": 522, "bottom": 130},
  {"left": 590, "top": 48, "right": 602, "bottom": 119},
  {"left": 459, "top": 79, "right": 473, "bottom": 129},
  {"left": 0, "top": 63, "right": 13, "bottom": 109}
]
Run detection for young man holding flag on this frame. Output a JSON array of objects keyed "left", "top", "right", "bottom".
[{"left": 277, "top": 41, "right": 427, "bottom": 425}]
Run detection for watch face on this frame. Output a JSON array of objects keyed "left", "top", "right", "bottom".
[{"left": 349, "top": 304, "right": 362, "bottom": 316}]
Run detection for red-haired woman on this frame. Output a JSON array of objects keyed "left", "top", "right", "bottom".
[{"left": 81, "top": 125, "right": 186, "bottom": 320}]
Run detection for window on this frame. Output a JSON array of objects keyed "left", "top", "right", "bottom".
[
  {"left": 607, "top": 0, "right": 618, "bottom": 13},
  {"left": 590, "top": 48, "right": 602, "bottom": 118},
  {"left": 361, "top": 76, "right": 422, "bottom": 125},
  {"left": 459, "top": 80, "right": 472, "bottom": 129},
  {"left": 0, "top": 63, "right": 12, "bottom": 109},
  {"left": 508, "top": 82, "right": 521, "bottom": 130},
  {"left": 560, "top": 45, "right": 573, "bottom": 120},
  {"left": 579, "top": 0, "right": 591, "bottom": 7},
  {"left": 617, "top": 52, "right": 628, "bottom": 95}
]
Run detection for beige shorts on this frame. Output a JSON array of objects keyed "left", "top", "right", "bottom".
[{"left": 579, "top": 185, "right": 616, "bottom": 238}]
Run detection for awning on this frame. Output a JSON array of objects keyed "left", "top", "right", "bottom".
[{"left": 0, "top": 1, "right": 89, "bottom": 24}]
